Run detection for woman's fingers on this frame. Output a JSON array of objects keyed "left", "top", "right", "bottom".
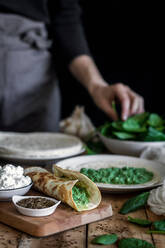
[
  {"left": 128, "top": 91, "right": 145, "bottom": 115},
  {"left": 120, "top": 94, "right": 131, "bottom": 121},
  {"left": 114, "top": 83, "right": 145, "bottom": 119},
  {"left": 130, "top": 95, "right": 139, "bottom": 115},
  {"left": 114, "top": 84, "right": 131, "bottom": 120},
  {"left": 101, "top": 99, "right": 118, "bottom": 120},
  {"left": 137, "top": 96, "right": 145, "bottom": 114}
]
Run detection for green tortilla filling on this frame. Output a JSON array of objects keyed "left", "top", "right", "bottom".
[
  {"left": 80, "top": 167, "right": 154, "bottom": 185},
  {"left": 72, "top": 185, "right": 89, "bottom": 207}
]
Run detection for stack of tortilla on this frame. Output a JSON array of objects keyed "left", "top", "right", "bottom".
[
  {"left": 0, "top": 132, "right": 84, "bottom": 159},
  {"left": 25, "top": 165, "right": 101, "bottom": 211}
]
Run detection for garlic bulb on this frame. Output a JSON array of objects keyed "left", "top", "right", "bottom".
[{"left": 60, "top": 106, "right": 95, "bottom": 140}]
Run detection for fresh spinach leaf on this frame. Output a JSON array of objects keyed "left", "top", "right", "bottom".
[
  {"left": 123, "top": 119, "right": 141, "bottom": 131},
  {"left": 153, "top": 220, "right": 165, "bottom": 231},
  {"left": 100, "top": 122, "right": 112, "bottom": 136},
  {"left": 85, "top": 140, "right": 107, "bottom": 155},
  {"left": 128, "top": 112, "right": 149, "bottom": 125},
  {"left": 91, "top": 234, "right": 118, "bottom": 245},
  {"left": 156, "top": 126, "right": 165, "bottom": 132},
  {"left": 119, "top": 192, "right": 150, "bottom": 214},
  {"left": 111, "top": 121, "right": 124, "bottom": 131},
  {"left": 148, "top": 113, "right": 164, "bottom": 128},
  {"left": 121, "top": 113, "right": 148, "bottom": 133},
  {"left": 112, "top": 131, "right": 136, "bottom": 140},
  {"left": 84, "top": 145, "right": 97, "bottom": 155},
  {"left": 118, "top": 238, "right": 155, "bottom": 248},
  {"left": 144, "top": 127, "right": 165, "bottom": 141},
  {"left": 123, "top": 119, "right": 147, "bottom": 133},
  {"left": 127, "top": 216, "right": 152, "bottom": 227}
]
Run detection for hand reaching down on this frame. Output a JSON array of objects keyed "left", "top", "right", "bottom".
[{"left": 89, "top": 82, "right": 144, "bottom": 121}]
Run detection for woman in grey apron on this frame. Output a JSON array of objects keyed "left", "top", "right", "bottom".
[
  {"left": 0, "top": 14, "right": 61, "bottom": 132},
  {"left": 0, "top": 6, "right": 145, "bottom": 132}
]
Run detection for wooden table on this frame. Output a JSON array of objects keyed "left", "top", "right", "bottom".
[{"left": 0, "top": 192, "right": 164, "bottom": 248}]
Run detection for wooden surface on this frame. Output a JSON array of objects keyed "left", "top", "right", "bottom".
[
  {"left": 0, "top": 191, "right": 113, "bottom": 237},
  {"left": 0, "top": 192, "right": 165, "bottom": 248}
]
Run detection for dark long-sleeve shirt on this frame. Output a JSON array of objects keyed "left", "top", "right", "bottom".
[{"left": 0, "top": 0, "right": 90, "bottom": 64}]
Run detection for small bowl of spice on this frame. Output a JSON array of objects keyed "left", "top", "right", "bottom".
[{"left": 12, "top": 195, "right": 61, "bottom": 217}]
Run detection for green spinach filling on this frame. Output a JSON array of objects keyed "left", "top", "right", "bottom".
[
  {"left": 80, "top": 167, "right": 153, "bottom": 185},
  {"left": 72, "top": 185, "right": 89, "bottom": 207}
]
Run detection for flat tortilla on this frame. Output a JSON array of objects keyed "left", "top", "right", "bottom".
[
  {"left": 25, "top": 166, "right": 101, "bottom": 211},
  {"left": 0, "top": 132, "right": 83, "bottom": 159}
]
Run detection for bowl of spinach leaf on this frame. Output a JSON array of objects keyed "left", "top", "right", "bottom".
[{"left": 98, "top": 112, "right": 165, "bottom": 156}]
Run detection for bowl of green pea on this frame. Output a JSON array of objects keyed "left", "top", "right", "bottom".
[{"left": 56, "top": 154, "right": 164, "bottom": 193}]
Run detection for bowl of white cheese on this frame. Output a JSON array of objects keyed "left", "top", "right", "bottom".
[{"left": 0, "top": 164, "right": 33, "bottom": 201}]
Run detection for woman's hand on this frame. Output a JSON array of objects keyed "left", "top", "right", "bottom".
[
  {"left": 89, "top": 82, "right": 144, "bottom": 121},
  {"left": 69, "top": 55, "right": 144, "bottom": 120}
]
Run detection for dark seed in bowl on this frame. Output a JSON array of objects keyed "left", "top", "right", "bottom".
[{"left": 17, "top": 197, "right": 55, "bottom": 209}]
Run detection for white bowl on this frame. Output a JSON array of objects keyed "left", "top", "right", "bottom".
[
  {"left": 99, "top": 133, "right": 165, "bottom": 156},
  {"left": 12, "top": 195, "right": 61, "bottom": 217},
  {"left": 0, "top": 181, "right": 33, "bottom": 201}
]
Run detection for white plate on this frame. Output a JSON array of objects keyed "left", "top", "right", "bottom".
[
  {"left": 56, "top": 155, "right": 165, "bottom": 193},
  {"left": 0, "top": 147, "right": 85, "bottom": 166},
  {"left": 0, "top": 132, "right": 85, "bottom": 165}
]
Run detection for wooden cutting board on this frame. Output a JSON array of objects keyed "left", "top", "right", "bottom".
[{"left": 0, "top": 191, "right": 113, "bottom": 237}]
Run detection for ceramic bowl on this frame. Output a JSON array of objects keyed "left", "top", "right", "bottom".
[
  {"left": 0, "top": 181, "right": 33, "bottom": 201},
  {"left": 99, "top": 133, "right": 165, "bottom": 156},
  {"left": 12, "top": 195, "right": 61, "bottom": 217}
]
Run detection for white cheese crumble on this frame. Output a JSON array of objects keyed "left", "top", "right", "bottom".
[{"left": 0, "top": 164, "right": 31, "bottom": 190}]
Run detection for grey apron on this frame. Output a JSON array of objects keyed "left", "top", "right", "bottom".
[{"left": 0, "top": 13, "right": 61, "bottom": 132}]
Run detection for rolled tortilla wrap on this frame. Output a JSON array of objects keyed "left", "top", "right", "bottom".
[
  {"left": 53, "top": 164, "right": 101, "bottom": 211},
  {"left": 25, "top": 166, "right": 101, "bottom": 211}
]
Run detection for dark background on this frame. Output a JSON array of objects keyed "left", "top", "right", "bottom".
[{"left": 58, "top": 0, "right": 156, "bottom": 126}]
